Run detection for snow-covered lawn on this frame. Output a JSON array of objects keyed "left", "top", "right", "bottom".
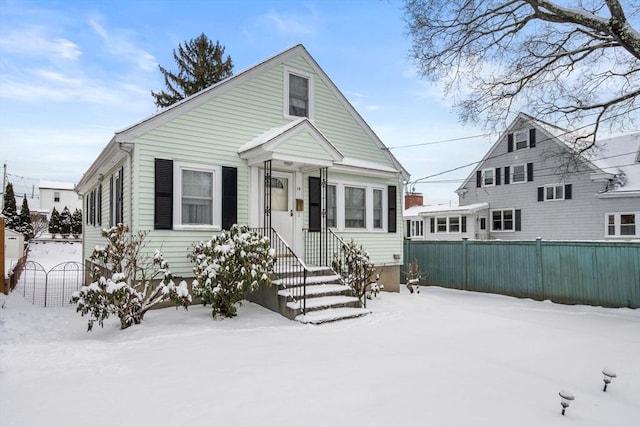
[
  {"left": 1, "top": 281, "right": 638, "bottom": 427},
  {"left": 25, "top": 239, "right": 83, "bottom": 270}
]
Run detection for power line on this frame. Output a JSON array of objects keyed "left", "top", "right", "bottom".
[
  {"left": 384, "top": 133, "right": 490, "bottom": 150},
  {"left": 409, "top": 108, "right": 640, "bottom": 185}
]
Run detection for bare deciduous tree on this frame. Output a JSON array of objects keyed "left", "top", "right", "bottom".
[{"left": 404, "top": 0, "right": 640, "bottom": 152}]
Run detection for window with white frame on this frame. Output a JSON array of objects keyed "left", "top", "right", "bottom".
[
  {"left": 173, "top": 162, "right": 221, "bottom": 229},
  {"left": 328, "top": 181, "right": 387, "bottom": 231},
  {"left": 512, "top": 165, "right": 526, "bottom": 183},
  {"left": 449, "top": 216, "right": 460, "bottom": 232},
  {"left": 434, "top": 216, "right": 462, "bottom": 233},
  {"left": 284, "top": 67, "right": 314, "bottom": 120},
  {"left": 326, "top": 184, "right": 337, "bottom": 228},
  {"left": 373, "top": 189, "right": 383, "bottom": 229},
  {"left": 54, "top": 191, "right": 60, "bottom": 202},
  {"left": 345, "top": 186, "right": 366, "bottom": 228},
  {"left": 482, "top": 168, "right": 495, "bottom": 186},
  {"left": 492, "top": 209, "right": 514, "bottom": 231},
  {"left": 545, "top": 184, "right": 564, "bottom": 201},
  {"left": 515, "top": 130, "right": 529, "bottom": 150},
  {"left": 436, "top": 217, "right": 447, "bottom": 232},
  {"left": 410, "top": 219, "right": 424, "bottom": 237},
  {"left": 605, "top": 213, "right": 639, "bottom": 237}
]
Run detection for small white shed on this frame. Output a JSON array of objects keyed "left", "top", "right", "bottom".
[{"left": 4, "top": 229, "right": 25, "bottom": 259}]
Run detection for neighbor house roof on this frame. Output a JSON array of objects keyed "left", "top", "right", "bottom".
[
  {"left": 39, "top": 181, "right": 75, "bottom": 191},
  {"left": 589, "top": 132, "right": 640, "bottom": 193},
  {"left": 404, "top": 202, "right": 489, "bottom": 217}
]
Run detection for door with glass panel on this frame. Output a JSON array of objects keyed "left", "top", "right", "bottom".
[{"left": 264, "top": 171, "right": 294, "bottom": 245}]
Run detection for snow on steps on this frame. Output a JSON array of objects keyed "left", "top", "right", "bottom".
[
  {"left": 286, "top": 295, "right": 360, "bottom": 311},
  {"left": 295, "top": 307, "right": 371, "bottom": 324}
]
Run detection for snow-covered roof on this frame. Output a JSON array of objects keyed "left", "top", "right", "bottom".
[
  {"left": 404, "top": 202, "right": 489, "bottom": 217},
  {"left": 39, "top": 180, "right": 75, "bottom": 191},
  {"left": 588, "top": 132, "right": 640, "bottom": 193}
]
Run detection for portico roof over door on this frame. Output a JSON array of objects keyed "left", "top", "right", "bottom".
[{"left": 238, "top": 118, "right": 343, "bottom": 170}]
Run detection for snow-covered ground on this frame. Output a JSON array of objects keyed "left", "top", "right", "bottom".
[
  {"left": 25, "top": 239, "right": 83, "bottom": 270},
  {"left": 1, "top": 273, "right": 638, "bottom": 426}
]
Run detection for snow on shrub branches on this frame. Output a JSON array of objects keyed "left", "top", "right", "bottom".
[
  {"left": 189, "top": 224, "right": 275, "bottom": 318},
  {"left": 71, "top": 224, "right": 191, "bottom": 331}
]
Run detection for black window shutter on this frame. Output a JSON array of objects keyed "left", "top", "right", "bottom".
[
  {"left": 109, "top": 175, "right": 114, "bottom": 227},
  {"left": 462, "top": 216, "right": 467, "bottom": 233},
  {"left": 504, "top": 166, "right": 510, "bottom": 185},
  {"left": 430, "top": 217, "right": 435, "bottom": 233},
  {"left": 565, "top": 184, "right": 572, "bottom": 200},
  {"left": 98, "top": 184, "right": 102, "bottom": 226},
  {"left": 222, "top": 166, "right": 238, "bottom": 230},
  {"left": 515, "top": 209, "right": 522, "bottom": 231},
  {"left": 476, "top": 170, "right": 482, "bottom": 188},
  {"left": 507, "top": 133, "right": 514, "bottom": 152},
  {"left": 118, "top": 167, "right": 124, "bottom": 224},
  {"left": 527, "top": 162, "right": 534, "bottom": 182},
  {"left": 154, "top": 158, "right": 173, "bottom": 230},
  {"left": 495, "top": 167, "right": 501, "bottom": 185},
  {"left": 308, "top": 176, "right": 321, "bottom": 232},
  {"left": 406, "top": 220, "right": 411, "bottom": 238},
  {"left": 529, "top": 129, "right": 536, "bottom": 148},
  {"left": 388, "top": 185, "right": 397, "bottom": 233},
  {"left": 537, "top": 187, "right": 544, "bottom": 202},
  {"left": 86, "top": 197, "right": 89, "bottom": 224}
]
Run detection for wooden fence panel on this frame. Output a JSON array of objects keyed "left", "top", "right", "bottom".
[{"left": 404, "top": 239, "right": 640, "bottom": 308}]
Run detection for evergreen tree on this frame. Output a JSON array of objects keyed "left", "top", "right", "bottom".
[
  {"left": 71, "top": 208, "right": 83, "bottom": 237},
  {"left": 60, "top": 206, "right": 72, "bottom": 237},
  {"left": 17, "top": 195, "right": 34, "bottom": 240},
  {"left": 2, "top": 182, "right": 19, "bottom": 230},
  {"left": 151, "top": 34, "right": 233, "bottom": 108},
  {"left": 49, "top": 206, "right": 61, "bottom": 237}
]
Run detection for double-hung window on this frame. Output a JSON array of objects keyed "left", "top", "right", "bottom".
[
  {"left": 173, "top": 162, "right": 221, "bottom": 229},
  {"left": 515, "top": 131, "right": 528, "bottom": 150},
  {"left": 54, "top": 191, "right": 60, "bottom": 203},
  {"left": 492, "top": 209, "right": 514, "bottom": 231},
  {"left": 606, "top": 213, "right": 639, "bottom": 237},
  {"left": 512, "top": 165, "right": 526, "bottom": 183},
  {"left": 410, "top": 220, "right": 423, "bottom": 237},
  {"left": 285, "top": 67, "right": 314, "bottom": 120},
  {"left": 483, "top": 168, "right": 495, "bottom": 186},
  {"left": 345, "top": 186, "right": 366, "bottom": 228}
]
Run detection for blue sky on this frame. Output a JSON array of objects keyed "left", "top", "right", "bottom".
[{"left": 0, "top": 0, "right": 496, "bottom": 204}]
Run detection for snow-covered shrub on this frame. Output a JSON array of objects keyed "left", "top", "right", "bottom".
[
  {"left": 71, "top": 224, "right": 191, "bottom": 331},
  {"left": 189, "top": 224, "right": 275, "bottom": 318},
  {"left": 404, "top": 259, "right": 427, "bottom": 294},
  {"left": 333, "top": 240, "right": 376, "bottom": 302}
]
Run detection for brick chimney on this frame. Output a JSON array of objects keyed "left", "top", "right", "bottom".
[{"left": 404, "top": 193, "right": 424, "bottom": 209}]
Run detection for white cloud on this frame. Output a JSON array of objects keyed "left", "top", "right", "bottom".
[
  {"left": 0, "top": 25, "right": 82, "bottom": 60},
  {"left": 88, "top": 16, "right": 157, "bottom": 72},
  {"left": 260, "top": 6, "right": 319, "bottom": 37}
]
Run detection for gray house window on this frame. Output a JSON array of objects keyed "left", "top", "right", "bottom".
[
  {"left": 492, "top": 209, "right": 513, "bottom": 231},
  {"left": 606, "top": 213, "right": 639, "bottom": 237},
  {"left": 54, "top": 191, "right": 60, "bottom": 202}
]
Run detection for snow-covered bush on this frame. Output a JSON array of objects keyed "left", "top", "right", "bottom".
[
  {"left": 71, "top": 224, "right": 191, "bottom": 331},
  {"left": 189, "top": 224, "right": 275, "bottom": 318},
  {"left": 333, "top": 240, "right": 376, "bottom": 302},
  {"left": 404, "top": 259, "right": 427, "bottom": 294}
]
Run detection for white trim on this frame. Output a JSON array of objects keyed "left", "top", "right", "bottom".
[
  {"left": 482, "top": 168, "right": 495, "bottom": 187},
  {"left": 172, "top": 161, "right": 222, "bottom": 231},
  {"left": 328, "top": 179, "right": 388, "bottom": 232},
  {"left": 514, "top": 130, "right": 529, "bottom": 150},
  {"left": 543, "top": 184, "right": 565, "bottom": 201},
  {"left": 490, "top": 208, "right": 515, "bottom": 232},
  {"left": 283, "top": 66, "right": 315, "bottom": 121},
  {"left": 511, "top": 164, "right": 526, "bottom": 184},
  {"left": 604, "top": 212, "right": 640, "bottom": 238}
]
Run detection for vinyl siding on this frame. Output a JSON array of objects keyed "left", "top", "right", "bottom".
[
  {"left": 119, "top": 52, "right": 403, "bottom": 276},
  {"left": 458, "top": 118, "right": 639, "bottom": 240}
]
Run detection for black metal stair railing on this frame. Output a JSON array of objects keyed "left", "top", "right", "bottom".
[
  {"left": 251, "top": 227, "right": 309, "bottom": 315},
  {"left": 303, "top": 228, "right": 367, "bottom": 308}
]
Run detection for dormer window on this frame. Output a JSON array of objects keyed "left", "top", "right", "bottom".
[{"left": 284, "top": 67, "right": 314, "bottom": 120}]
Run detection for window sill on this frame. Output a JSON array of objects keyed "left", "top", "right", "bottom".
[{"left": 173, "top": 225, "right": 221, "bottom": 232}]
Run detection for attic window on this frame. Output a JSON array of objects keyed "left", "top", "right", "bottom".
[
  {"left": 284, "top": 67, "right": 314, "bottom": 120},
  {"left": 515, "top": 131, "right": 528, "bottom": 150}
]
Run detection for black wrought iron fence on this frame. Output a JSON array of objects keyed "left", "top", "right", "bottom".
[{"left": 15, "top": 261, "right": 88, "bottom": 307}]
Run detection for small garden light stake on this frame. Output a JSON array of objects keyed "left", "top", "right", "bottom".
[
  {"left": 559, "top": 390, "right": 574, "bottom": 416},
  {"left": 602, "top": 368, "right": 616, "bottom": 392}
]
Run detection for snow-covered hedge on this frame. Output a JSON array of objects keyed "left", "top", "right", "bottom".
[
  {"left": 71, "top": 225, "right": 191, "bottom": 331},
  {"left": 189, "top": 224, "right": 275, "bottom": 318}
]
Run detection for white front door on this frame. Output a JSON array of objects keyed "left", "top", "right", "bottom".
[{"left": 265, "top": 171, "right": 295, "bottom": 247}]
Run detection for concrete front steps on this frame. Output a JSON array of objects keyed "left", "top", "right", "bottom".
[{"left": 274, "top": 266, "right": 371, "bottom": 324}]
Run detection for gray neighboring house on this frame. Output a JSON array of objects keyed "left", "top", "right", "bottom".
[
  {"left": 455, "top": 112, "right": 640, "bottom": 241},
  {"left": 404, "top": 202, "right": 489, "bottom": 241}
]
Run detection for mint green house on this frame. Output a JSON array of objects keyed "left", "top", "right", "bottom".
[{"left": 76, "top": 44, "right": 409, "bottom": 322}]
